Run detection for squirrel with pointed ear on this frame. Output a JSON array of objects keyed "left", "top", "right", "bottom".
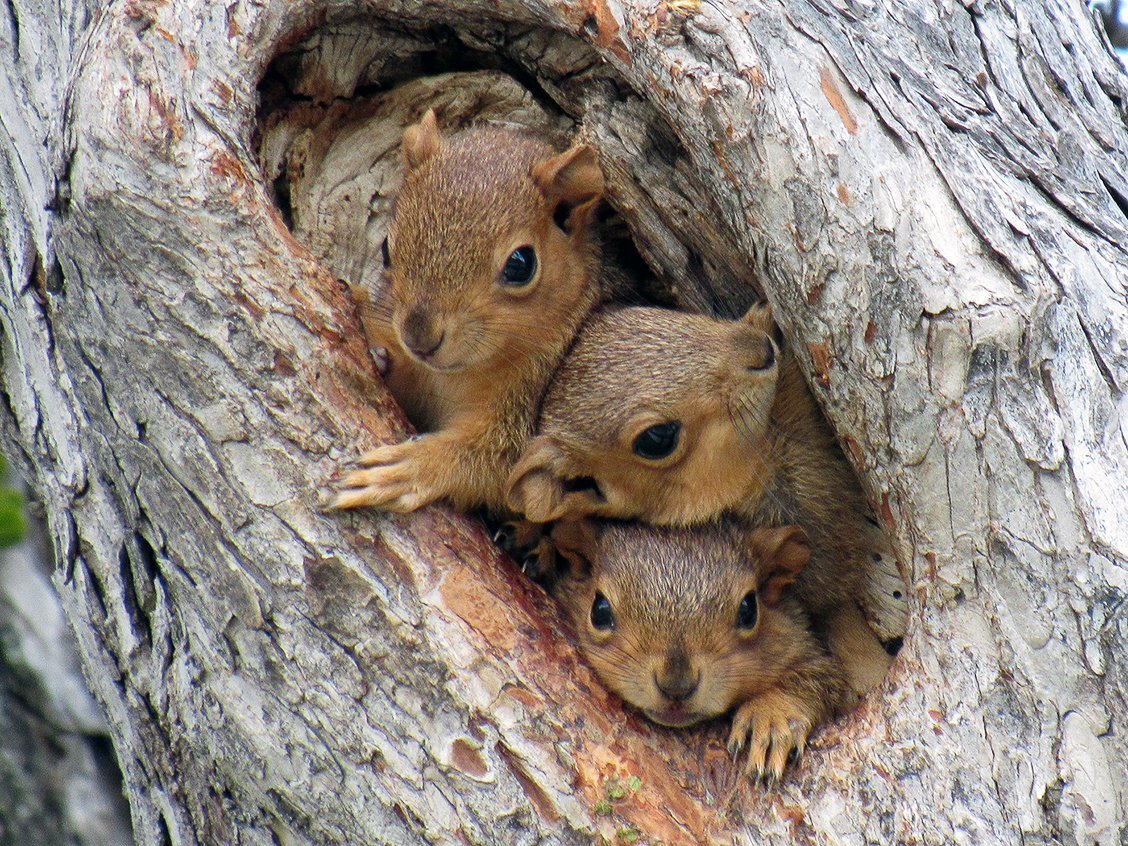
[
  {"left": 551, "top": 518, "right": 846, "bottom": 781},
  {"left": 506, "top": 303, "right": 895, "bottom": 699},
  {"left": 328, "top": 109, "right": 605, "bottom": 514}
]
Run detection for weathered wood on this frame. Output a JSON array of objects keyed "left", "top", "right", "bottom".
[{"left": 1, "top": 0, "right": 1125, "bottom": 844}]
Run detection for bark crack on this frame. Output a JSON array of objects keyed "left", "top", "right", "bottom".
[{"left": 3, "top": 1, "right": 20, "bottom": 63}]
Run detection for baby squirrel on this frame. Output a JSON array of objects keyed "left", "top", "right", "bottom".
[
  {"left": 552, "top": 519, "right": 845, "bottom": 781},
  {"left": 507, "top": 303, "right": 892, "bottom": 697},
  {"left": 329, "top": 109, "right": 604, "bottom": 513}
]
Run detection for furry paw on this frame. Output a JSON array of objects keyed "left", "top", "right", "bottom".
[
  {"left": 327, "top": 438, "right": 435, "bottom": 512},
  {"left": 492, "top": 519, "right": 543, "bottom": 556},
  {"left": 727, "top": 691, "right": 814, "bottom": 783},
  {"left": 491, "top": 521, "right": 560, "bottom": 585},
  {"left": 371, "top": 346, "right": 390, "bottom": 377}
]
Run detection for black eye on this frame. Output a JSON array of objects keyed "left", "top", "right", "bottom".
[
  {"left": 590, "top": 592, "right": 615, "bottom": 630},
  {"left": 632, "top": 422, "right": 680, "bottom": 460},
  {"left": 736, "top": 592, "right": 758, "bottom": 630},
  {"left": 381, "top": 237, "right": 391, "bottom": 268},
  {"left": 501, "top": 246, "right": 537, "bottom": 286}
]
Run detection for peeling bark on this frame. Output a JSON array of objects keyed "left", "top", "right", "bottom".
[{"left": 1, "top": 1, "right": 1125, "bottom": 844}]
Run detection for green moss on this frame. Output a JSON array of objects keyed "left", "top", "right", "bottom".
[
  {"left": 0, "top": 454, "right": 26, "bottom": 549},
  {"left": 605, "top": 779, "right": 627, "bottom": 801}
]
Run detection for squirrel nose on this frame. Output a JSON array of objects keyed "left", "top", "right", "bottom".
[
  {"left": 654, "top": 649, "right": 699, "bottom": 702},
  {"left": 654, "top": 672, "right": 699, "bottom": 703},
  {"left": 401, "top": 308, "right": 444, "bottom": 358}
]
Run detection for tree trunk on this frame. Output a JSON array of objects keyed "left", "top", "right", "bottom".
[{"left": 2, "top": 0, "right": 1125, "bottom": 844}]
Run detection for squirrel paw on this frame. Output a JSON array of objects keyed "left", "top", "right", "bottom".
[
  {"left": 371, "top": 346, "right": 390, "bottom": 377},
  {"left": 520, "top": 540, "right": 560, "bottom": 585},
  {"left": 327, "top": 440, "right": 435, "bottom": 512},
  {"left": 493, "top": 519, "right": 541, "bottom": 555},
  {"left": 727, "top": 692, "right": 814, "bottom": 783},
  {"left": 492, "top": 521, "right": 560, "bottom": 585}
]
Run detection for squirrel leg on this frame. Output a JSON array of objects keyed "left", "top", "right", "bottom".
[
  {"left": 727, "top": 688, "right": 816, "bottom": 783},
  {"left": 826, "top": 601, "right": 892, "bottom": 704}
]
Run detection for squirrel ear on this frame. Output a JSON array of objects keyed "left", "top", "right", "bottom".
[
  {"left": 506, "top": 437, "right": 605, "bottom": 523},
  {"left": 740, "top": 300, "right": 775, "bottom": 334},
  {"left": 402, "top": 109, "right": 441, "bottom": 172},
  {"left": 550, "top": 519, "right": 601, "bottom": 580},
  {"left": 747, "top": 525, "right": 810, "bottom": 606},
  {"left": 532, "top": 144, "right": 604, "bottom": 232}
]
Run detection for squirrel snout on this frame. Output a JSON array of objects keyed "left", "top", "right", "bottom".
[
  {"left": 654, "top": 672, "right": 699, "bottom": 702},
  {"left": 401, "top": 307, "right": 445, "bottom": 359}
]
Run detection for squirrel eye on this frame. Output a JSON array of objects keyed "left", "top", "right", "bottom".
[
  {"left": 749, "top": 336, "right": 776, "bottom": 371},
  {"left": 590, "top": 592, "right": 615, "bottom": 630},
  {"left": 632, "top": 422, "right": 680, "bottom": 460},
  {"left": 381, "top": 237, "right": 391, "bottom": 268},
  {"left": 500, "top": 246, "right": 537, "bottom": 287},
  {"left": 736, "top": 592, "right": 758, "bottom": 630}
]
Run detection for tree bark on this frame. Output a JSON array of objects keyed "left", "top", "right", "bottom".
[{"left": 1, "top": 1, "right": 1125, "bottom": 844}]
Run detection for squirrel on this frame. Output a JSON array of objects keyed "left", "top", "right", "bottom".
[
  {"left": 328, "top": 109, "right": 605, "bottom": 514},
  {"left": 506, "top": 303, "right": 894, "bottom": 698},
  {"left": 551, "top": 518, "right": 845, "bottom": 782}
]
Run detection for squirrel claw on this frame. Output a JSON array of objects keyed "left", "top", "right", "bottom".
[
  {"left": 326, "top": 439, "right": 438, "bottom": 512},
  {"left": 317, "top": 490, "right": 345, "bottom": 512},
  {"left": 729, "top": 694, "right": 813, "bottom": 784},
  {"left": 371, "top": 346, "right": 390, "bottom": 377}
]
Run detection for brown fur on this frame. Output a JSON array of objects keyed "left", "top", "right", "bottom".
[
  {"left": 507, "top": 304, "right": 892, "bottom": 696},
  {"left": 552, "top": 520, "right": 845, "bottom": 781},
  {"left": 330, "top": 110, "right": 604, "bottom": 513}
]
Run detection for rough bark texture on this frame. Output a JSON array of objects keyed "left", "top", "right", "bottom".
[{"left": 1, "top": 0, "right": 1125, "bottom": 844}]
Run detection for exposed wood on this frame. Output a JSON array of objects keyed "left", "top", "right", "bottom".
[{"left": 1, "top": 0, "right": 1125, "bottom": 844}]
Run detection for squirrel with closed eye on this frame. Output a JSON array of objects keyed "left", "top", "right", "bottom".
[
  {"left": 507, "top": 303, "right": 897, "bottom": 698},
  {"left": 328, "top": 109, "right": 604, "bottom": 514},
  {"left": 552, "top": 518, "right": 845, "bottom": 782}
]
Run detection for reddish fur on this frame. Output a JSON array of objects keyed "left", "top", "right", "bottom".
[
  {"left": 331, "top": 111, "right": 604, "bottom": 514},
  {"left": 508, "top": 304, "right": 892, "bottom": 697},
  {"left": 552, "top": 520, "right": 845, "bottom": 781}
]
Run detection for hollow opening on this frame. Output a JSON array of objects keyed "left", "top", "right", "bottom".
[{"left": 253, "top": 9, "right": 909, "bottom": 806}]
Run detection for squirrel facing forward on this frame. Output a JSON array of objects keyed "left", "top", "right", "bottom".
[
  {"left": 552, "top": 519, "right": 845, "bottom": 781},
  {"left": 329, "top": 110, "right": 604, "bottom": 514},
  {"left": 507, "top": 303, "right": 893, "bottom": 697}
]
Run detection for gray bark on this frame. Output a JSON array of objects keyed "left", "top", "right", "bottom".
[{"left": 1, "top": 0, "right": 1125, "bottom": 844}]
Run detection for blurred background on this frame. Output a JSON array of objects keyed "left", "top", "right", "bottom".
[
  {"left": 0, "top": 455, "right": 132, "bottom": 845},
  {"left": 1093, "top": 0, "right": 1128, "bottom": 61}
]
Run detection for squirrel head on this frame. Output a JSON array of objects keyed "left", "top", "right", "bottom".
[
  {"left": 507, "top": 303, "right": 779, "bottom": 524},
  {"left": 551, "top": 520, "right": 812, "bottom": 726},
  {"left": 382, "top": 109, "right": 604, "bottom": 373}
]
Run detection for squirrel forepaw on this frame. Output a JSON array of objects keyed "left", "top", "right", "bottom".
[
  {"left": 370, "top": 346, "right": 390, "bottom": 377},
  {"left": 326, "top": 440, "right": 436, "bottom": 512},
  {"left": 728, "top": 694, "right": 814, "bottom": 784}
]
